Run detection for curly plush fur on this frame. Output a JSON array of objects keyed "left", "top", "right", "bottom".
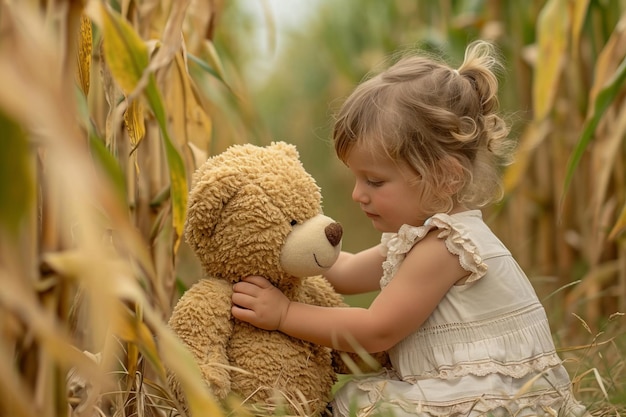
[{"left": 167, "top": 142, "right": 386, "bottom": 416}]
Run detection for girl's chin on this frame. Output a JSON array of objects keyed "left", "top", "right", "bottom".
[{"left": 369, "top": 219, "right": 396, "bottom": 233}]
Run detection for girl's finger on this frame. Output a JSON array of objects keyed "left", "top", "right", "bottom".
[
  {"left": 241, "top": 275, "right": 272, "bottom": 287},
  {"left": 232, "top": 292, "right": 254, "bottom": 308},
  {"left": 231, "top": 305, "right": 255, "bottom": 321},
  {"left": 233, "top": 281, "right": 261, "bottom": 295}
]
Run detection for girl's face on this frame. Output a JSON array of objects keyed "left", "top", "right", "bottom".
[{"left": 346, "top": 144, "right": 428, "bottom": 232}]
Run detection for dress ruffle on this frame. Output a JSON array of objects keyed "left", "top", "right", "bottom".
[
  {"left": 379, "top": 212, "right": 488, "bottom": 288},
  {"left": 334, "top": 369, "right": 589, "bottom": 417},
  {"left": 427, "top": 213, "right": 488, "bottom": 283}
]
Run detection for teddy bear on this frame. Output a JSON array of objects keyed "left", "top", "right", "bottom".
[{"left": 167, "top": 142, "right": 386, "bottom": 416}]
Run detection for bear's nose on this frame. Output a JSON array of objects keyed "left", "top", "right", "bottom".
[{"left": 325, "top": 222, "right": 343, "bottom": 247}]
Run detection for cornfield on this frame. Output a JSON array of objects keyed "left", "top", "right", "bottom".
[{"left": 0, "top": 0, "right": 624, "bottom": 416}]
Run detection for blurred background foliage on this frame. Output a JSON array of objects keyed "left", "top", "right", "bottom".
[{"left": 0, "top": 0, "right": 625, "bottom": 416}]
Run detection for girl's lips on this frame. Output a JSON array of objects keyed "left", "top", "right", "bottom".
[{"left": 364, "top": 211, "right": 378, "bottom": 219}]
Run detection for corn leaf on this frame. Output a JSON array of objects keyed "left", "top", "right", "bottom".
[
  {"left": 0, "top": 111, "right": 33, "bottom": 238},
  {"left": 76, "top": 13, "right": 92, "bottom": 96},
  {"left": 561, "top": 55, "right": 626, "bottom": 202},
  {"left": 533, "top": 0, "right": 568, "bottom": 121},
  {"left": 571, "top": 0, "right": 590, "bottom": 59},
  {"left": 94, "top": 3, "right": 188, "bottom": 251},
  {"left": 608, "top": 202, "right": 626, "bottom": 240},
  {"left": 124, "top": 98, "right": 146, "bottom": 150},
  {"left": 99, "top": 3, "right": 149, "bottom": 95},
  {"left": 144, "top": 77, "right": 188, "bottom": 252}
]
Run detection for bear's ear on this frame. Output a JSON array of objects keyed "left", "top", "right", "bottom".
[
  {"left": 184, "top": 167, "right": 240, "bottom": 252},
  {"left": 269, "top": 141, "right": 299, "bottom": 160}
]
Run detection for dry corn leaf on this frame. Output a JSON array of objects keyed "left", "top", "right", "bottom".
[
  {"left": 124, "top": 97, "right": 146, "bottom": 152},
  {"left": 164, "top": 52, "right": 212, "bottom": 169},
  {"left": 590, "top": 102, "right": 626, "bottom": 239},
  {"left": 0, "top": 267, "right": 104, "bottom": 384},
  {"left": 533, "top": 0, "right": 568, "bottom": 121},
  {"left": 146, "top": 0, "right": 191, "bottom": 76},
  {"left": 608, "top": 203, "right": 626, "bottom": 240},
  {"left": 587, "top": 15, "right": 626, "bottom": 110},
  {"left": 185, "top": 0, "right": 218, "bottom": 54},
  {"left": 503, "top": 119, "right": 551, "bottom": 193},
  {"left": 76, "top": 13, "right": 92, "bottom": 96},
  {"left": 114, "top": 306, "right": 163, "bottom": 376},
  {"left": 89, "top": 1, "right": 189, "bottom": 253},
  {"left": 564, "top": 260, "right": 620, "bottom": 309},
  {"left": 95, "top": 2, "right": 149, "bottom": 95},
  {"left": 570, "top": 0, "right": 590, "bottom": 61}
]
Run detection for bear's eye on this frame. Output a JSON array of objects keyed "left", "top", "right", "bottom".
[{"left": 290, "top": 220, "right": 298, "bottom": 226}]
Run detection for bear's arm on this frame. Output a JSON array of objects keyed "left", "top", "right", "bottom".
[
  {"left": 301, "top": 276, "right": 391, "bottom": 375},
  {"left": 167, "top": 278, "right": 234, "bottom": 401}
]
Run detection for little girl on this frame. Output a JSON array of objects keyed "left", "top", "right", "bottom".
[{"left": 231, "top": 41, "right": 588, "bottom": 417}]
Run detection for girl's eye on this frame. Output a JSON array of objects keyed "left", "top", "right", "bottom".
[
  {"left": 366, "top": 179, "right": 384, "bottom": 187},
  {"left": 290, "top": 220, "right": 298, "bottom": 226}
]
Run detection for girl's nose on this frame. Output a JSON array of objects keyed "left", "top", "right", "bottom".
[{"left": 352, "top": 182, "right": 367, "bottom": 203}]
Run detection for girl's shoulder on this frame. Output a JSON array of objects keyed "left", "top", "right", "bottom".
[{"left": 381, "top": 210, "right": 490, "bottom": 285}]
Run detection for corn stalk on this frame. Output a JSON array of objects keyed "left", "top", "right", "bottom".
[{"left": 0, "top": 0, "right": 231, "bottom": 416}]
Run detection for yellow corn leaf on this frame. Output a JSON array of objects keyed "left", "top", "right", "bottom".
[
  {"left": 143, "top": 75, "right": 188, "bottom": 252},
  {"left": 76, "top": 13, "right": 92, "bottom": 96},
  {"left": 114, "top": 307, "right": 163, "bottom": 376},
  {"left": 503, "top": 120, "right": 551, "bottom": 193},
  {"left": 124, "top": 98, "right": 146, "bottom": 149},
  {"left": 89, "top": 2, "right": 188, "bottom": 251},
  {"left": 165, "top": 52, "right": 212, "bottom": 169},
  {"left": 533, "top": 0, "right": 568, "bottom": 121},
  {"left": 96, "top": 3, "right": 149, "bottom": 95},
  {"left": 587, "top": 15, "right": 626, "bottom": 112},
  {"left": 590, "top": 96, "right": 626, "bottom": 232},
  {"left": 570, "top": 0, "right": 590, "bottom": 60}
]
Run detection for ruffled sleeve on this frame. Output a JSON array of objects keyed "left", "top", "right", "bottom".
[
  {"left": 379, "top": 212, "right": 488, "bottom": 288},
  {"left": 427, "top": 213, "right": 488, "bottom": 283}
]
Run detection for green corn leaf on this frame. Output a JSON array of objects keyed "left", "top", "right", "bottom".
[
  {"left": 0, "top": 111, "right": 33, "bottom": 238},
  {"left": 561, "top": 55, "right": 626, "bottom": 205}
]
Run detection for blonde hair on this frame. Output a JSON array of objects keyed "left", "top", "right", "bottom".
[{"left": 333, "top": 40, "right": 514, "bottom": 214}]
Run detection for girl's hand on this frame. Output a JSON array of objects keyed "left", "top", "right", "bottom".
[{"left": 231, "top": 276, "right": 290, "bottom": 331}]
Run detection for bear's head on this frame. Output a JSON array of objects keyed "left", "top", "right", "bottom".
[{"left": 184, "top": 142, "right": 342, "bottom": 286}]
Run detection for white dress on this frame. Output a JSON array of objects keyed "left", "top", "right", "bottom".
[{"left": 331, "top": 210, "right": 587, "bottom": 417}]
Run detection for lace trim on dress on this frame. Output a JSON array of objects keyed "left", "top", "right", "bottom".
[
  {"left": 402, "top": 353, "right": 564, "bottom": 381},
  {"left": 428, "top": 214, "right": 487, "bottom": 283},
  {"left": 352, "top": 380, "right": 588, "bottom": 417},
  {"left": 379, "top": 213, "right": 488, "bottom": 288},
  {"left": 380, "top": 224, "right": 433, "bottom": 288}
]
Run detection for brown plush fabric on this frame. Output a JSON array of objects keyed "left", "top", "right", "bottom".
[{"left": 167, "top": 142, "right": 368, "bottom": 416}]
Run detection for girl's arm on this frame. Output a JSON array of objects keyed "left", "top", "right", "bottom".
[
  {"left": 323, "top": 246, "right": 385, "bottom": 294},
  {"left": 232, "top": 232, "right": 467, "bottom": 353}
]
